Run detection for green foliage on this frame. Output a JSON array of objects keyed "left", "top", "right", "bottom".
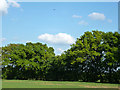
[
  {"left": 2, "top": 31, "right": 120, "bottom": 83},
  {"left": 63, "top": 31, "right": 120, "bottom": 83},
  {"left": 2, "top": 42, "right": 55, "bottom": 80}
]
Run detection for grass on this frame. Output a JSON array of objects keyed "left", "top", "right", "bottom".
[{"left": 2, "top": 80, "right": 119, "bottom": 88}]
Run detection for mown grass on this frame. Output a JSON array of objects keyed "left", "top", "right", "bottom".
[{"left": 2, "top": 80, "right": 119, "bottom": 88}]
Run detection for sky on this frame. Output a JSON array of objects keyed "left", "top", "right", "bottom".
[{"left": 1, "top": 1, "right": 118, "bottom": 55}]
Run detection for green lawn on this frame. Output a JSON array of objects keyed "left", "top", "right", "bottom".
[{"left": 2, "top": 80, "right": 119, "bottom": 88}]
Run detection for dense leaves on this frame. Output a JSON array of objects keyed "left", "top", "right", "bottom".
[
  {"left": 63, "top": 31, "right": 120, "bottom": 83},
  {"left": 2, "top": 42, "right": 55, "bottom": 80},
  {"left": 1, "top": 31, "right": 120, "bottom": 83}
]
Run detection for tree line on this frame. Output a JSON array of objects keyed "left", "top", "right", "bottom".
[{"left": 1, "top": 31, "right": 120, "bottom": 83}]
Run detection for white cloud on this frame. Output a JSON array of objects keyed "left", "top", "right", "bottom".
[
  {"left": 8, "top": 0, "right": 20, "bottom": 7},
  {"left": 107, "top": 19, "right": 112, "bottom": 23},
  {"left": 88, "top": 12, "right": 106, "bottom": 20},
  {"left": 0, "top": 0, "right": 20, "bottom": 15},
  {"left": 78, "top": 20, "right": 88, "bottom": 26},
  {"left": 72, "top": 15, "right": 82, "bottom": 18},
  {"left": 38, "top": 33, "right": 75, "bottom": 45},
  {"left": 0, "top": 0, "right": 9, "bottom": 14}
]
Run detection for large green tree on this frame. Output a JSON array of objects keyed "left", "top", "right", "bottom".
[
  {"left": 2, "top": 42, "right": 55, "bottom": 80},
  {"left": 64, "top": 31, "right": 120, "bottom": 82}
]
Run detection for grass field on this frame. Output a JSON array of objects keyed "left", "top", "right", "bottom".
[{"left": 2, "top": 80, "right": 119, "bottom": 88}]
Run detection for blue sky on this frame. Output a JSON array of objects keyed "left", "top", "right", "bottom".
[{"left": 2, "top": 2, "right": 118, "bottom": 55}]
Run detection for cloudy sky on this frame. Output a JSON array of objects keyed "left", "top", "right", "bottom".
[{"left": 1, "top": 1, "right": 118, "bottom": 55}]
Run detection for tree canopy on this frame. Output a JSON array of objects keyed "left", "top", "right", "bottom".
[{"left": 1, "top": 31, "right": 120, "bottom": 83}]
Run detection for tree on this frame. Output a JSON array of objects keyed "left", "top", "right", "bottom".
[
  {"left": 64, "top": 31, "right": 120, "bottom": 83},
  {"left": 101, "top": 32, "right": 120, "bottom": 83},
  {"left": 2, "top": 42, "right": 55, "bottom": 80}
]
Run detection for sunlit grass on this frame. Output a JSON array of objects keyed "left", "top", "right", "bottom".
[{"left": 2, "top": 80, "right": 119, "bottom": 88}]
